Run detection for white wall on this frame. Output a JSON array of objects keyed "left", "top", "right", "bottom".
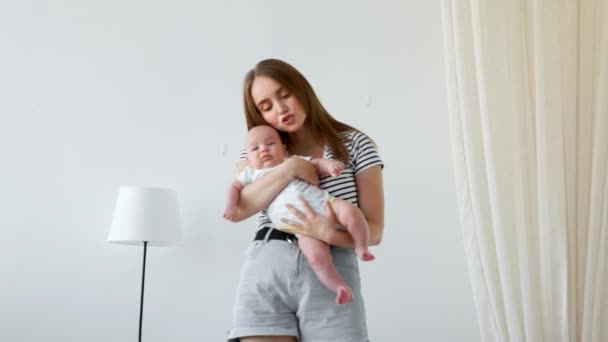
[{"left": 0, "top": 1, "right": 479, "bottom": 341}]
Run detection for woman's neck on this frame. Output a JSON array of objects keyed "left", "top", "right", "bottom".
[{"left": 287, "top": 126, "right": 324, "bottom": 157}]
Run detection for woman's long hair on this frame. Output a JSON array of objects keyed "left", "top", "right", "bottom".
[{"left": 243, "top": 59, "right": 360, "bottom": 164}]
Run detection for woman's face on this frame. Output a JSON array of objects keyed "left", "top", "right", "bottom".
[{"left": 250, "top": 76, "right": 307, "bottom": 133}]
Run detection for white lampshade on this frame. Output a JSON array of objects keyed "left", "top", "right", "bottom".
[{"left": 108, "top": 186, "right": 182, "bottom": 246}]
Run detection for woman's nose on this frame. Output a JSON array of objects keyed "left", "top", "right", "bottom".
[{"left": 276, "top": 101, "right": 288, "bottom": 114}]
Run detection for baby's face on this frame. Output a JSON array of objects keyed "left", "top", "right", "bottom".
[{"left": 246, "top": 126, "right": 286, "bottom": 169}]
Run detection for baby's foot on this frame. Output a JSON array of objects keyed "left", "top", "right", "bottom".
[
  {"left": 336, "top": 287, "right": 353, "bottom": 305},
  {"left": 357, "top": 249, "right": 375, "bottom": 261}
]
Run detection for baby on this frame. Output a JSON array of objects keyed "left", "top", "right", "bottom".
[{"left": 223, "top": 125, "right": 374, "bottom": 304}]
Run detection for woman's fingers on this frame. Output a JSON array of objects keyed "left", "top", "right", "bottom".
[
  {"left": 281, "top": 218, "right": 303, "bottom": 230},
  {"left": 325, "top": 200, "right": 337, "bottom": 219},
  {"left": 298, "top": 196, "right": 315, "bottom": 216},
  {"left": 286, "top": 203, "right": 306, "bottom": 220}
]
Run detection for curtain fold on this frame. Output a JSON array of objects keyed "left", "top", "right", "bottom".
[{"left": 441, "top": 1, "right": 608, "bottom": 341}]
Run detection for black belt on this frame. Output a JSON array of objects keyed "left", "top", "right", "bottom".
[{"left": 254, "top": 227, "right": 298, "bottom": 243}]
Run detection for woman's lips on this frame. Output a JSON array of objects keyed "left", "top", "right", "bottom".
[{"left": 281, "top": 115, "right": 295, "bottom": 125}]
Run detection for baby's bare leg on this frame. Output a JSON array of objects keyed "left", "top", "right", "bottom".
[
  {"left": 331, "top": 199, "right": 375, "bottom": 261},
  {"left": 297, "top": 236, "right": 353, "bottom": 304}
]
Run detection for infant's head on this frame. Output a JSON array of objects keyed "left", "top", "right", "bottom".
[{"left": 246, "top": 125, "right": 287, "bottom": 169}]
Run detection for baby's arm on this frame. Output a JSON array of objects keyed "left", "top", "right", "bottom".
[
  {"left": 310, "top": 159, "right": 345, "bottom": 177},
  {"left": 223, "top": 178, "right": 245, "bottom": 222}
]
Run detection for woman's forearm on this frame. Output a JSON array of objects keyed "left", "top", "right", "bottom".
[
  {"left": 367, "top": 222, "right": 383, "bottom": 246},
  {"left": 233, "top": 157, "right": 319, "bottom": 222},
  {"left": 233, "top": 169, "right": 291, "bottom": 221},
  {"left": 324, "top": 229, "right": 355, "bottom": 248},
  {"left": 324, "top": 221, "right": 383, "bottom": 248}
]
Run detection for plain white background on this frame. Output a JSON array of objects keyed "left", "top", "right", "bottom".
[{"left": 0, "top": 1, "right": 479, "bottom": 341}]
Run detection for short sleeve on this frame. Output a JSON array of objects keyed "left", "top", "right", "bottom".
[
  {"left": 236, "top": 148, "right": 248, "bottom": 164},
  {"left": 236, "top": 166, "right": 254, "bottom": 185},
  {"left": 350, "top": 131, "right": 384, "bottom": 175}
]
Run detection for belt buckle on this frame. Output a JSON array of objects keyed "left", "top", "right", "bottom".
[{"left": 285, "top": 234, "right": 296, "bottom": 244}]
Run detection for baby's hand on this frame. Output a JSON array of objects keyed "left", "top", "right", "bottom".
[
  {"left": 223, "top": 207, "right": 239, "bottom": 222},
  {"left": 327, "top": 161, "right": 345, "bottom": 177}
]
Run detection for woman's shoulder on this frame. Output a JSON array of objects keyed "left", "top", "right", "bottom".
[
  {"left": 340, "top": 130, "right": 375, "bottom": 150},
  {"left": 340, "top": 129, "right": 366, "bottom": 139},
  {"left": 340, "top": 129, "right": 371, "bottom": 140},
  {"left": 341, "top": 129, "right": 383, "bottom": 173}
]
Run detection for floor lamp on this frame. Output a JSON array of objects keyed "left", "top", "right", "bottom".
[{"left": 108, "top": 186, "right": 182, "bottom": 342}]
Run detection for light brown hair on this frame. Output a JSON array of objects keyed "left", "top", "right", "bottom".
[{"left": 243, "top": 58, "right": 360, "bottom": 164}]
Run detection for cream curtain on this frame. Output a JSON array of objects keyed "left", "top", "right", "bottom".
[{"left": 441, "top": 1, "right": 608, "bottom": 341}]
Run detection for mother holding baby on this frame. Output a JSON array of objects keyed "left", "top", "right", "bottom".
[{"left": 226, "top": 58, "right": 385, "bottom": 342}]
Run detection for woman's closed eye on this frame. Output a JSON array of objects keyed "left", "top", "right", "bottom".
[{"left": 258, "top": 99, "right": 271, "bottom": 112}]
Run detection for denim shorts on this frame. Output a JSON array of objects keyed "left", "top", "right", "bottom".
[{"left": 227, "top": 237, "right": 369, "bottom": 342}]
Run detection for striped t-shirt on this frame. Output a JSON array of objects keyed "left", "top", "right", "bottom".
[{"left": 239, "top": 130, "right": 383, "bottom": 232}]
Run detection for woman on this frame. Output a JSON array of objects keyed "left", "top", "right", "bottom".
[{"left": 227, "top": 59, "right": 384, "bottom": 342}]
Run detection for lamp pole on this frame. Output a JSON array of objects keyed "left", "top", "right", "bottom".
[
  {"left": 108, "top": 187, "right": 182, "bottom": 342},
  {"left": 139, "top": 241, "right": 148, "bottom": 342}
]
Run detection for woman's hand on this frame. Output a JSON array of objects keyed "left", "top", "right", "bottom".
[
  {"left": 283, "top": 157, "right": 319, "bottom": 186},
  {"left": 281, "top": 196, "right": 338, "bottom": 242}
]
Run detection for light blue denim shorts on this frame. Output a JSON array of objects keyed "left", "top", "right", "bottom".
[{"left": 227, "top": 234, "right": 369, "bottom": 342}]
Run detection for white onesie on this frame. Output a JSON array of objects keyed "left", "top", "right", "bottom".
[{"left": 237, "top": 160, "right": 333, "bottom": 232}]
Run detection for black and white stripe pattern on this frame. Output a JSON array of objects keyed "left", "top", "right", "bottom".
[{"left": 239, "top": 130, "right": 383, "bottom": 232}]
